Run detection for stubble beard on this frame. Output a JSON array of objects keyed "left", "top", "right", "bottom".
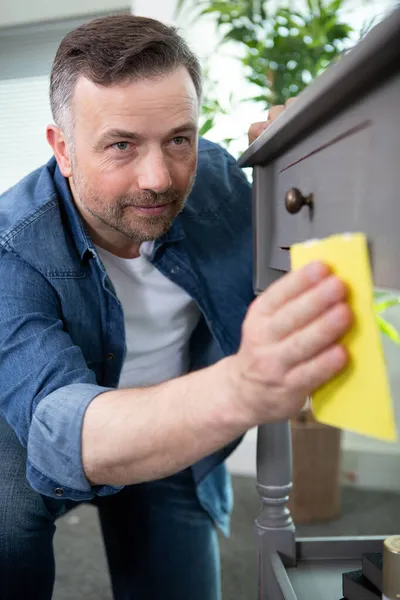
[{"left": 71, "top": 162, "right": 193, "bottom": 243}]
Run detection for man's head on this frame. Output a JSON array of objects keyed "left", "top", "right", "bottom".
[{"left": 47, "top": 15, "right": 202, "bottom": 256}]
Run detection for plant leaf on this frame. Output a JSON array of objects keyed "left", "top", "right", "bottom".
[
  {"left": 374, "top": 298, "right": 400, "bottom": 314},
  {"left": 376, "top": 314, "right": 400, "bottom": 345},
  {"left": 199, "top": 117, "right": 215, "bottom": 136},
  {"left": 374, "top": 290, "right": 389, "bottom": 300}
]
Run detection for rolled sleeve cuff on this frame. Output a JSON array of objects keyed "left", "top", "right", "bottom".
[{"left": 27, "top": 383, "right": 123, "bottom": 500}]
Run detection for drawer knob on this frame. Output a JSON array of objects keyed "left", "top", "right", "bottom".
[{"left": 285, "top": 188, "right": 313, "bottom": 214}]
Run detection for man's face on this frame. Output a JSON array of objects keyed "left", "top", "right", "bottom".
[{"left": 67, "top": 67, "right": 199, "bottom": 249}]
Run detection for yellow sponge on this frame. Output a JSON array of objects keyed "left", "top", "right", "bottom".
[{"left": 290, "top": 233, "right": 397, "bottom": 441}]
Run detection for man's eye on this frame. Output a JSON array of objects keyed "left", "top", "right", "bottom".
[
  {"left": 112, "top": 142, "right": 130, "bottom": 151},
  {"left": 172, "top": 136, "right": 188, "bottom": 146}
]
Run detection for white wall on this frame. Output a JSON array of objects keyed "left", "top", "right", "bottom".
[
  {"left": 0, "top": 0, "right": 130, "bottom": 28},
  {"left": 132, "top": 0, "right": 177, "bottom": 24}
]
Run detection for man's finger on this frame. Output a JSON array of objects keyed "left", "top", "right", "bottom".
[
  {"left": 248, "top": 100, "right": 296, "bottom": 145},
  {"left": 268, "top": 104, "right": 285, "bottom": 121},
  {"left": 248, "top": 121, "right": 267, "bottom": 145},
  {"left": 280, "top": 302, "right": 352, "bottom": 369},
  {"left": 269, "top": 275, "right": 348, "bottom": 341},
  {"left": 253, "top": 262, "right": 331, "bottom": 316},
  {"left": 285, "top": 97, "right": 297, "bottom": 108},
  {"left": 285, "top": 344, "right": 349, "bottom": 398}
]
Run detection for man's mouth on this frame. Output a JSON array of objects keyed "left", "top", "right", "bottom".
[{"left": 128, "top": 203, "right": 173, "bottom": 216}]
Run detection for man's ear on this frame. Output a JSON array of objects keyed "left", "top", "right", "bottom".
[{"left": 46, "top": 125, "right": 72, "bottom": 177}]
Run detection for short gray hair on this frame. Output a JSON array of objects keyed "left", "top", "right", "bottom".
[{"left": 50, "top": 14, "right": 203, "bottom": 136}]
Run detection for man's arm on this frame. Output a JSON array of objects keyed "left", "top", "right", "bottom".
[
  {"left": 82, "top": 261, "right": 351, "bottom": 486},
  {"left": 0, "top": 248, "right": 350, "bottom": 495},
  {"left": 82, "top": 357, "right": 247, "bottom": 485}
]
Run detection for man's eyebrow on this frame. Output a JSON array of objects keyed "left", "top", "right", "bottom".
[
  {"left": 96, "top": 129, "right": 138, "bottom": 147},
  {"left": 95, "top": 122, "right": 198, "bottom": 148},
  {"left": 168, "top": 122, "right": 198, "bottom": 135}
]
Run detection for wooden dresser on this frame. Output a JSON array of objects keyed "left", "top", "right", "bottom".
[{"left": 238, "top": 7, "right": 400, "bottom": 599}]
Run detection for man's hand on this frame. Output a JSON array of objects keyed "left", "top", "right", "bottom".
[
  {"left": 248, "top": 98, "right": 297, "bottom": 145},
  {"left": 83, "top": 260, "right": 351, "bottom": 486},
  {"left": 228, "top": 261, "right": 352, "bottom": 425},
  {"left": 238, "top": 95, "right": 349, "bottom": 426}
]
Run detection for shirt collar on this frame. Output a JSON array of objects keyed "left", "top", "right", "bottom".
[
  {"left": 156, "top": 214, "right": 186, "bottom": 247},
  {"left": 53, "top": 160, "right": 95, "bottom": 261}
]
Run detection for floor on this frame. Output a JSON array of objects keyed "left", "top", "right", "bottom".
[{"left": 52, "top": 476, "right": 400, "bottom": 599}]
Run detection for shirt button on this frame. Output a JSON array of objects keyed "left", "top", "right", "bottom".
[
  {"left": 54, "top": 487, "right": 64, "bottom": 497},
  {"left": 170, "top": 266, "right": 180, "bottom": 274},
  {"left": 107, "top": 353, "right": 115, "bottom": 361}
]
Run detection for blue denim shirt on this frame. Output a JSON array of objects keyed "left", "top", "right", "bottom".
[{"left": 0, "top": 137, "right": 253, "bottom": 534}]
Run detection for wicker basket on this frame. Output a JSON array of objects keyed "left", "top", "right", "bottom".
[{"left": 288, "top": 411, "right": 342, "bottom": 524}]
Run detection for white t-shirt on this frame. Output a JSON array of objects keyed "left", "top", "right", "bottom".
[{"left": 96, "top": 242, "right": 201, "bottom": 388}]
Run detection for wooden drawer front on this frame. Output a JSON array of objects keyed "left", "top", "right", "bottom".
[
  {"left": 274, "top": 124, "right": 371, "bottom": 250},
  {"left": 254, "top": 71, "right": 400, "bottom": 290}
]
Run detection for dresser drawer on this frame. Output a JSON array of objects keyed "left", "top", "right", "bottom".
[
  {"left": 253, "top": 70, "right": 400, "bottom": 290},
  {"left": 273, "top": 123, "right": 370, "bottom": 251}
]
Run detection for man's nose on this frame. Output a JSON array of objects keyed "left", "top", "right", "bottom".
[{"left": 137, "top": 151, "right": 172, "bottom": 194}]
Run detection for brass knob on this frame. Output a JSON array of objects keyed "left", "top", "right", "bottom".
[{"left": 285, "top": 188, "right": 313, "bottom": 214}]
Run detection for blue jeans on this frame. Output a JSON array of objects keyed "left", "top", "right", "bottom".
[{"left": 0, "top": 416, "right": 221, "bottom": 600}]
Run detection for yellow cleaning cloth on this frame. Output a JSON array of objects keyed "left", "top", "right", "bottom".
[{"left": 290, "top": 232, "right": 397, "bottom": 441}]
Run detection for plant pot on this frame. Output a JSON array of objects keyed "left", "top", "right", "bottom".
[{"left": 288, "top": 412, "right": 342, "bottom": 524}]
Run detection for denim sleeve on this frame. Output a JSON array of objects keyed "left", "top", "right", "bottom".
[{"left": 0, "top": 249, "right": 122, "bottom": 500}]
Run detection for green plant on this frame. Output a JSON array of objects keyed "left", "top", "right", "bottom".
[
  {"left": 374, "top": 292, "right": 400, "bottom": 344},
  {"left": 198, "top": 67, "right": 231, "bottom": 137},
  {"left": 182, "top": 1, "right": 400, "bottom": 346},
  {"left": 178, "top": 0, "right": 355, "bottom": 109}
]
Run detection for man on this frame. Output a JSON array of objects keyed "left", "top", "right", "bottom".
[{"left": 0, "top": 14, "right": 351, "bottom": 600}]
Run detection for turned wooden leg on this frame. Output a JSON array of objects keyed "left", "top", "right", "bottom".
[{"left": 256, "top": 421, "right": 296, "bottom": 600}]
